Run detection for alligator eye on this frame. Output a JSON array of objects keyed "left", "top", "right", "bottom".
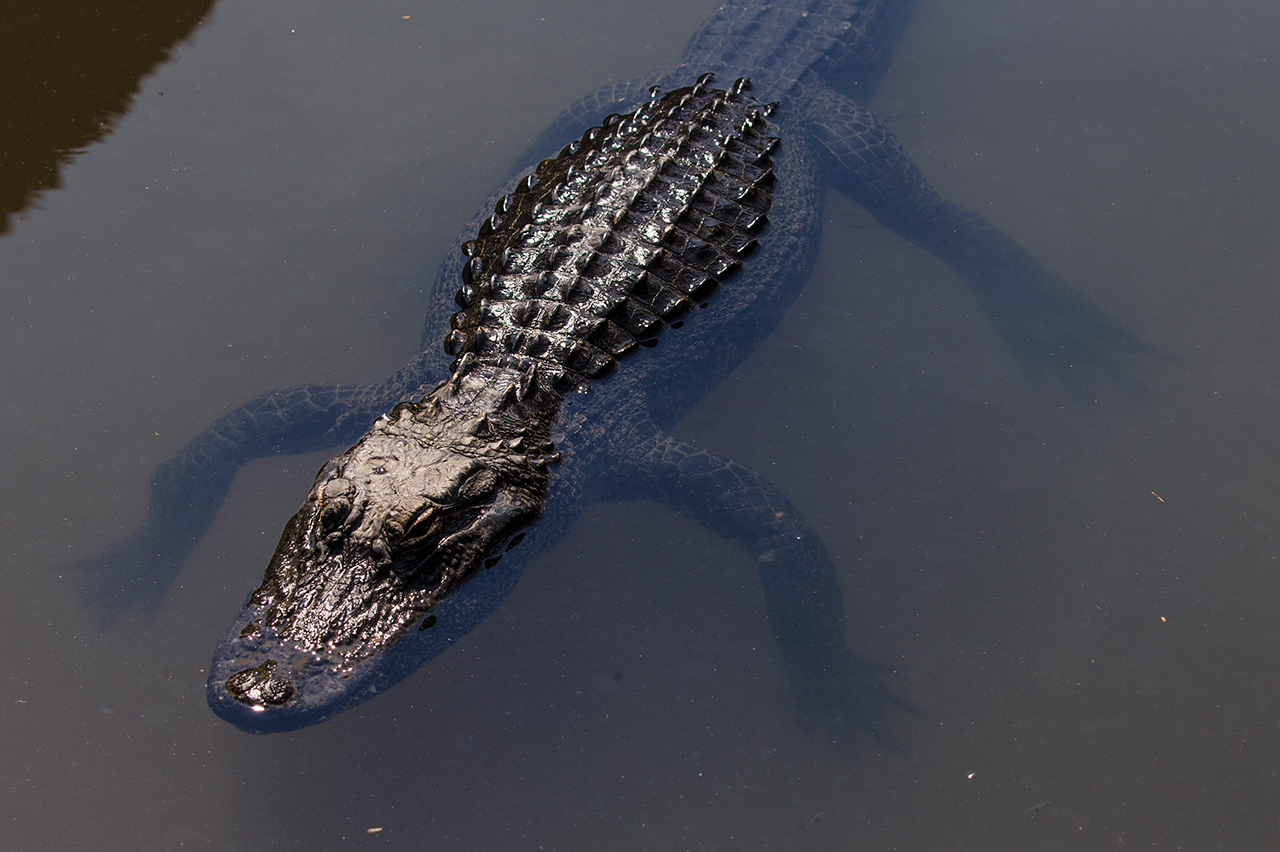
[
  {"left": 317, "top": 478, "right": 356, "bottom": 534},
  {"left": 320, "top": 498, "right": 350, "bottom": 532},
  {"left": 401, "top": 510, "right": 441, "bottom": 547},
  {"left": 456, "top": 468, "right": 498, "bottom": 504},
  {"left": 323, "top": 477, "right": 354, "bottom": 498}
]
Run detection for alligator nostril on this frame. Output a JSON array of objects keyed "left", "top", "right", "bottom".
[
  {"left": 226, "top": 660, "right": 294, "bottom": 707},
  {"left": 319, "top": 479, "right": 357, "bottom": 528}
]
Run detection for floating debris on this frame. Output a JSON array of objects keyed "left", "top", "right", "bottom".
[{"left": 1020, "top": 801, "right": 1052, "bottom": 818}]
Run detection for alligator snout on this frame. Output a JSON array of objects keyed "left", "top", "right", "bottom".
[{"left": 225, "top": 659, "right": 294, "bottom": 707}]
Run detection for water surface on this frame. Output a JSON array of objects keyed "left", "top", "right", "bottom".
[{"left": 3, "top": 0, "right": 1279, "bottom": 848}]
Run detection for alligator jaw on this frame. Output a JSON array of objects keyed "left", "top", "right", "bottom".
[
  {"left": 205, "top": 553, "right": 526, "bottom": 732},
  {"left": 207, "top": 364, "right": 558, "bottom": 733}
]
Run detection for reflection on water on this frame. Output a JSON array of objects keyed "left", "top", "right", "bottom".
[
  {"left": 1, "top": 0, "right": 216, "bottom": 232},
  {"left": 2, "top": 0, "right": 1280, "bottom": 849}
]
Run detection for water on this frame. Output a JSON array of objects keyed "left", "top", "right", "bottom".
[{"left": 3, "top": 0, "right": 1279, "bottom": 848}]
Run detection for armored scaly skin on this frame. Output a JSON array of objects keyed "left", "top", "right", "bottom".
[
  {"left": 220, "top": 81, "right": 783, "bottom": 713},
  {"left": 76, "top": 1, "right": 1150, "bottom": 734},
  {"left": 445, "top": 78, "right": 777, "bottom": 392}
]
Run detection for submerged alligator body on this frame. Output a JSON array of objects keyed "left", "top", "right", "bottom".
[{"left": 78, "top": 0, "right": 1147, "bottom": 734}]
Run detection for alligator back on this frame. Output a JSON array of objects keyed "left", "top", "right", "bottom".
[{"left": 445, "top": 78, "right": 779, "bottom": 396}]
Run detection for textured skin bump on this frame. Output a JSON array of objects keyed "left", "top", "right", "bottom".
[{"left": 448, "top": 82, "right": 779, "bottom": 392}]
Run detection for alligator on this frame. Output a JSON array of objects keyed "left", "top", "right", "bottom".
[{"left": 76, "top": 0, "right": 1150, "bottom": 735}]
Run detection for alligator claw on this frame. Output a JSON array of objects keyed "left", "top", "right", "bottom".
[
  {"left": 792, "top": 649, "right": 919, "bottom": 755},
  {"left": 71, "top": 527, "right": 182, "bottom": 625},
  {"left": 974, "top": 272, "right": 1170, "bottom": 397}
]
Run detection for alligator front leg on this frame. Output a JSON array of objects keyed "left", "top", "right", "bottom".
[
  {"left": 805, "top": 82, "right": 1158, "bottom": 390},
  {"left": 613, "top": 419, "right": 909, "bottom": 745},
  {"left": 74, "top": 378, "right": 411, "bottom": 621}
]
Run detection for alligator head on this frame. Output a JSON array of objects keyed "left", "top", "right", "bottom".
[{"left": 207, "top": 366, "right": 558, "bottom": 732}]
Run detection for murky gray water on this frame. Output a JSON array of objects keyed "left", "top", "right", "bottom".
[{"left": 3, "top": 0, "right": 1279, "bottom": 848}]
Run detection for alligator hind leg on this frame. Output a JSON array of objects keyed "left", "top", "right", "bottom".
[
  {"left": 613, "top": 420, "right": 911, "bottom": 746},
  {"left": 74, "top": 380, "right": 396, "bottom": 621},
  {"left": 804, "top": 81, "right": 1158, "bottom": 391}
]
